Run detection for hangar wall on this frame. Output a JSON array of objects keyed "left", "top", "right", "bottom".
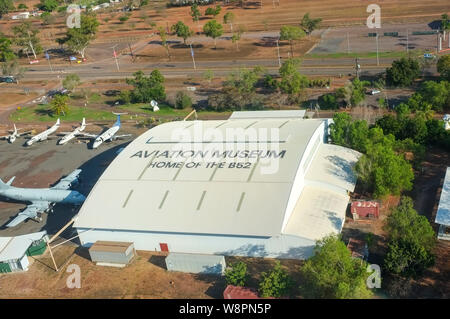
[{"left": 77, "top": 228, "right": 315, "bottom": 259}]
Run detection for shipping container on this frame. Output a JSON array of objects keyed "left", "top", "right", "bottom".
[
  {"left": 350, "top": 201, "right": 380, "bottom": 219},
  {"left": 165, "top": 253, "right": 226, "bottom": 275},
  {"left": 89, "top": 241, "right": 135, "bottom": 266},
  {"left": 223, "top": 285, "right": 260, "bottom": 299}
]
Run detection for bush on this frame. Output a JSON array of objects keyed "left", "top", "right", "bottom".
[
  {"left": 175, "top": 91, "right": 192, "bottom": 109},
  {"left": 225, "top": 262, "right": 248, "bottom": 287},
  {"left": 258, "top": 261, "right": 293, "bottom": 298},
  {"left": 318, "top": 93, "right": 339, "bottom": 110},
  {"left": 386, "top": 57, "right": 420, "bottom": 87}
]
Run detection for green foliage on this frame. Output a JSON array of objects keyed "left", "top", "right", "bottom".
[
  {"left": 190, "top": 3, "right": 201, "bottom": 22},
  {"left": 224, "top": 261, "right": 248, "bottom": 287},
  {"left": 258, "top": 261, "right": 293, "bottom": 298},
  {"left": 299, "top": 235, "right": 373, "bottom": 299},
  {"left": 125, "top": 70, "right": 166, "bottom": 103},
  {"left": 60, "top": 14, "right": 99, "bottom": 58},
  {"left": 384, "top": 197, "right": 436, "bottom": 278},
  {"left": 1, "top": 58, "right": 26, "bottom": 81},
  {"left": 223, "top": 12, "right": 235, "bottom": 27},
  {"left": 279, "top": 25, "right": 305, "bottom": 56},
  {"left": 40, "top": 11, "right": 56, "bottom": 25},
  {"left": 386, "top": 57, "right": 420, "bottom": 87},
  {"left": 174, "top": 91, "right": 192, "bottom": 109},
  {"left": 50, "top": 94, "right": 69, "bottom": 116},
  {"left": 437, "top": 55, "right": 450, "bottom": 81},
  {"left": 12, "top": 21, "right": 43, "bottom": 57},
  {"left": 299, "top": 13, "right": 322, "bottom": 35},
  {"left": 318, "top": 93, "right": 339, "bottom": 110},
  {"left": 203, "top": 20, "right": 223, "bottom": 48},
  {"left": 441, "top": 13, "right": 450, "bottom": 31},
  {"left": 205, "top": 5, "right": 221, "bottom": 17},
  {"left": 119, "top": 15, "right": 130, "bottom": 23},
  {"left": 0, "top": 0, "right": 14, "bottom": 17},
  {"left": 62, "top": 74, "right": 81, "bottom": 91},
  {"left": 278, "top": 58, "right": 309, "bottom": 95},
  {"left": 416, "top": 81, "right": 450, "bottom": 113},
  {"left": 171, "top": 21, "right": 194, "bottom": 44},
  {"left": 38, "top": 0, "right": 59, "bottom": 12},
  {"left": 0, "top": 33, "right": 15, "bottom": 62},
  {"left": 262, "top": 74, "right": 278, "bottom": 92},
  {"left": 17, "top": 3, "right": 28, "bottom": 10}
]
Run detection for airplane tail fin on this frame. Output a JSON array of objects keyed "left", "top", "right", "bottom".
[
  {"left": 114, "top": 114, "right": 121, "bottom": 127},
  {"left": 0, "top": 176, "right": 14, "bottom": 189},
  {"left": 13, "top": 124, "right": 17, "bottom": 133},
  {"left": 81, "top": 118, "right": 86, "bottom": 127},
  {"left": 56, "top": 118, "right": 60, "bottom": 126}
]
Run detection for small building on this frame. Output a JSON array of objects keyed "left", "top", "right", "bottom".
[
  {"left": 165, "top": 253, "right": 226, "bottom": 275},
  {"left": 89, "top": 241, "right": 135, "bottom": 267},
  {"left": 0, "top": 231, "right": 47, "bottom": 273},
  {"left": 11, "top": 12, "right": 30, "bottom": 19},
  {"left": 436, "top": 167, "right": 450, "bottom": 240},
  {"left": 347, "top": 238, "right": 369, "bottom": 260},
  {"left": 351, "top": 201, "right": 380, "bottom": 220},
  {"left": 224, "top": 285, "right": 260, "bottom": 299}
]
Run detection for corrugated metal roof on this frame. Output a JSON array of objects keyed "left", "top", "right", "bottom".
[
  {"left": 436, "top": 167, "right": 450, "bottom": 226},
  {"left": 89, "top": 241, "right": 133, "bottom": 253},
  {"left": 229, "top": 110, "right": 306, "bottom": 120},
  {"left": 0, "top": 231, "right": 47, "bottom": 261}
]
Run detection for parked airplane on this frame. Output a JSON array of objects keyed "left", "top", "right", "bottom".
[
  {"left": 58, "top": 118, "right": 88, "bottom": 145},
  {"left": 25, "top": 119, "right": 60, "bottom": 146},
  {"left": 81, "top": 113, "right": 132, "bottom": 149},
  {"left": 0, "top": 169, "right": 85, "bottom": 228},
  {"left": 0, "top": 124, "right": 33, "bottom": 143}
]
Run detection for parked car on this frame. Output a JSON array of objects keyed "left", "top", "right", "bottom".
[
  {"left": 424, "top": 53, "right": 435, "bottom": 59},
  {"left": 0, "top": 76, "right": 16, "bottom": 83}
]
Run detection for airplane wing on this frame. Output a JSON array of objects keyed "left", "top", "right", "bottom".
[
  {"left": 76, "top": 133, "right": 97, "bottom": 139},
  {"left": 51, "top": 169, "right": 82, "bottom": 190},
  {"left": 113, "top": 134, "right": 133, "bottom": 139},
  {"left": 0, "top": 135, "right": 8, "bottom": 140},
  {"left": 18, "top": 130, "right": 33, "bottom": 136},
  {"left": 6, "top": 201, "right": 51, "bottom": 228}
]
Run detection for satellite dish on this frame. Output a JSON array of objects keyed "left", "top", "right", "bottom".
[{"left": 151, "top": 100, "right": 159, "bottom": 112}]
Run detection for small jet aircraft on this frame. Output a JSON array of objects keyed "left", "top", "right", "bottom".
[
  {"left": 0, "top": 124, "right": 33, "bottom": 144},
  {"left": 80, "top": 113, "right": 132, "bottom": 149},
  {"left": 0, "top": 169, "right": 85, "bottom": 228},
  {"left": 26, "top": 119, "right": 60, "bottom": 146},
  {"left": 57, "top": 118, "right": 88, "bottom": 145}
]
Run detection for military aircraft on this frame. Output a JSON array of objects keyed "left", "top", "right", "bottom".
[
  {"left": 57, "top": 118, "right": 89, "bottom": 145},
  {"left": 0, "top": 169, "right": 85, "bottom": 228},
  {"left": 0, "top": 124, "right": 33, "bottom": 144},
  {"left": 80, "top": 113, "right": 132, "bottom": 149},
  {"left": 25, "top": 119, "right": 60, "bottom": 146}
]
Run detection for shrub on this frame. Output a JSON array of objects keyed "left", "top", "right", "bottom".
[{"left": 175, "top": 91, "right": 192, "bottom": 109}]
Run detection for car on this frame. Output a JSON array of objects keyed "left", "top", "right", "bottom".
[
  {"left": 0, "top": 76, "right": 16, "bottom": 83},
  {"left": 424, "top": 53, "right": 435, "bottom": 59},
  {"left": 370, "top": 89, "right": 381, "bottom": 95}
]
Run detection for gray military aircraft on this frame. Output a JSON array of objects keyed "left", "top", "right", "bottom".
[{"left": 0, "top": 169, "right": 86, "bottom": 228}]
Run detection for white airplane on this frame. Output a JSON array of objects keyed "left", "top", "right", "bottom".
[
  {"left": 57, "top": 118, "right": 89, "bottom": 145},
  {"left": 26, "top": 119, "right": 60, "bottom": 146},
  {"left": 80, "top": 113, "right": 132, "bottom": 149},
  {"left": 0, "top": 124, "right": 33, "bottom": 144},
  {"left": 0, "top": 169, "right": 85, "bottom": 228}
]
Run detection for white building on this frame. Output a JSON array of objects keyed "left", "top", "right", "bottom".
[
  {"left": 436, "top": 167, "right": 450, "bottom": 240},
  {"left": 74, "top": 111, "right": 361, "bottom": 259}
]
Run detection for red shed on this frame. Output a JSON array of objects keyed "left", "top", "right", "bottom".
[
  {"left": 351, "top": 201, "right": 380, "bottom": 219},
  {"left": 223, "top": 285, "right": 260, "bottom": 299}
]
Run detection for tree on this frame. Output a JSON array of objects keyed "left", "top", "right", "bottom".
[
  {"left": 417, "top": 80, "right": 450, "bottom": 113},
  {"left": 157, "top": 26, "right": 171, "bottom": 60},
  {"left": 386, "top": 57, "right": 420, "bottom": 87},
  {"left": 223, "top": 12, "right": 235, "bottom": 32},
  {"left": 225, "top": 261, "right": 248, "bottom": 287},
  {"left": 349, "top": 78, "right": 370, "bottom": 107},
  {"left": 384, "top": 197, "right": 436, "bottom": 278},
  {"left": 258, "top": 261, "right": 293, "bottom": 298},
  {"left": 50, "top": 94, "right": 69, "bottom": 116},
  {"left": 171, "top": 21, "right": 193, "bottom": 45},
  {"left": 190, "top": 3, "right": 201, "bottom": 25},
  {"left": 62, "top": 74, "right": 81, "bottom": 92},
  {"left": 60, "top": 14, "right": 99, "bottom": 59},
  {"left": 38, "top": 0, "right": 58, "bottom": 12},
  {"left": 205, "top": 5, "right": 221, "bottom": 18},
  {"left": 437, "top": 55, "right": 450, "bottom": 81},
  {"left": 299, "top": 235, "right": 373, "bottom": 299},
  {"left": 318, "top": 93, "right": 339, "bottom": 110},
  {"left": 17, "top": 3, "right": 28, "bottom": 10},
  {"left": 13, "top": 21, "right": 43, "bottom": 59},
  {"left": 203, "top": 20, "right": 224, "bottom": 49},
  {"left": 1, "top": 59, "right": 25, "bottom": 83},
  {"left": 40, "top": 11, "right": 56, "bottom": 25},
  {"left": 300, "top": 13, "right": 322, "bottom": 35},
  {"left": 279, "top": 25, "right": 305, "bottom": 57},
  {"left": 441, "top": 13, "right": 450, "bottom": 34},
  {"left": 0, "top": 0, "right": 14, "bottom": 17},
  {"left": 0, "top": 33, "right": 15, "bottom": 62},
  {"left": 231, "top": 25, "right": 245, "bottom": 51},
  {"left": 175, "top": 91, "right": 192, "bottom": 109},
  {"left": 125, "top": 70, "right": 166, "bottom": 103},
  {"left": 278, "top": 58, "right": 309, "bottom": 95}
]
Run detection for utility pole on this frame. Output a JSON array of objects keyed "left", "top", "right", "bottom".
[
  {"left": 276, "top": 39, "right": 281, "bottom": 67},
  {"left": 112, "top": 44, "right": 120, "bottom": 71},
  {"left": 376, "top": 33, "right": 379, "bottom": 66},
  {"left": 406, "top": 29, "right": 409, "bottom": 54},
  {"left": 190, "top": 43, "right": 196, "bottom": 70},
  {"left": 355, "top": 57, "right": 360, "bottom": 79},
  {"left": 347, "top": 32, "right": 350, "bottom": 54}
]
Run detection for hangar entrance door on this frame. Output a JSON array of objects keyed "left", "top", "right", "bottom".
[{"left": 159, "top": 243, "right": 169, "bottom": 252}]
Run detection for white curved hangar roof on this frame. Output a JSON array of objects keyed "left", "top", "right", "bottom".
[{"left": 74, "top": 116, "right": 360, "bottom": 242}]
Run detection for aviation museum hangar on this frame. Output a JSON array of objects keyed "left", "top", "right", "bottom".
[{"left": 73, "top": 111, "right": 361, "bottom": 260}]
